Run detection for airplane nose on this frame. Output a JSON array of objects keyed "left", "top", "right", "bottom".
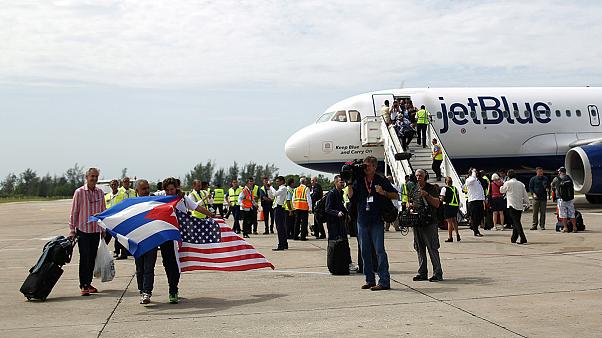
[{"left": 285, "top": 129, "right": 310, "bottom": 164}]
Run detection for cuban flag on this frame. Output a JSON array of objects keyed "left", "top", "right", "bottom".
[{"left": 89, "top": 195, "right": 182, "bottom": 259}]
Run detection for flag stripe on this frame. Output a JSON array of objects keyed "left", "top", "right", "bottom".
[
  {"left": 179, "top": 253, "right": 266, "bottom": 263},
  {"left": 178, "top": 249, "right": 260, "bottom": 259},
  {"left": 181, "top": 262, "right": 274, "bottom": 272},
  {"left": 179, "top": 244, "right": 256, "bottom": 254},
  {"left": 179, "top": 258, "right": 273, "bottom": 268}
]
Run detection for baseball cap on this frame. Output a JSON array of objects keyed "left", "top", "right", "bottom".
[{"left": 558, "top": 167, "right": 566, "bottom": 173}]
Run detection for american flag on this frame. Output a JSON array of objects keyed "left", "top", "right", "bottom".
[{"left": 175, "top": 211, "right": 274, "bottom": 272}]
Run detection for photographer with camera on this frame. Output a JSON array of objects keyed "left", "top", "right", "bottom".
[
  {"left": 347, "top": 156, "right": 398, "bottom": 291},
  {"left": 408, "top": 168, "right": 443, "bottom": 282}
]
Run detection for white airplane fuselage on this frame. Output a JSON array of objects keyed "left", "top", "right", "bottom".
[{"left": 285, "top": 87, "right": 602, "bottom": 199}]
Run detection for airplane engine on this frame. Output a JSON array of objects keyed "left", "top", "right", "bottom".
[{"left": 565, "top": 144, "right": 602, "bottom": 203}]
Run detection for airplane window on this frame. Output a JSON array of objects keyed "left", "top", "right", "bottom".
[
  {"left": 436, "top": 111, "right": 442, "bottom": 119},
  {"left": 592, "top": 110, "right": 598, "bottom": 117},
  {"left": 317, "top": 111, "right": 334, "bottom": 123},
  {"left": 555, "top": 110, "right": 561, "bottom": 117},
  {"left": 448, "top": 112, "right": 454, "bottom": 119},
  {"left": 348, "top": 110, "right": 361, "bottom": 122},
  {"left": 470, "top": 111, "right": 476, "bottom": 119},
  {"left": 492, "top": 111, "right": 499, "bottom": 119},
  {"left": 566, "top": 110, "right": 571, "bottom": 117},
  {"left": 524, "top": 110, "right": 532, "bottom": 118},
  {"left": 503, "top": 111, "right": 509, "bottom": 118},
  {"left": 514, "top": 110, "right": 520, "bottom": 118},
  {"left": 481, "top": 111, "right": 487, "bottom": 119},
  {"left": 576, "top": 109, "right": 582, "bottom": 117},
  {"left": 459, "top": 111, "right": 466, "bottom": 119},
  {"left": 332, "top": 110, "right": 347, "bottom": 122}
]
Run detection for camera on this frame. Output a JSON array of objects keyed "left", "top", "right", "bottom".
[{"left": 340, "top": 159, "right": 365, "bottom": 182}]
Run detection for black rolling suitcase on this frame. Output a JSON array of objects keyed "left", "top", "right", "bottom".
[
  {"left": 327, "top": 237, "right": 351, "bottom": 275},
  {"left": 20, "top": 236, "right": 75, "bottom": 301},
  {"left": 20, "top": 261, "right": 64, "bottom": 301}
]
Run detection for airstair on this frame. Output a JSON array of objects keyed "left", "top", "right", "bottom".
[{"left": 360, "top": 116, "right": 467, "bottom": 214}]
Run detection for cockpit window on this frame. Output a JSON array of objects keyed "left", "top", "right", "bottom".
[
  {"left": 317, "top": 111, "right": 334, "bottom": 123},
  {"left": 332, "top": 110, "right": 347, "bottom": 122},
  {"left": 348, "top": 110, "right": 361, "bottom": 122}
]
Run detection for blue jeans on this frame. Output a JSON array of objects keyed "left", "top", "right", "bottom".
[{"left": 357, "top": 219, "right": 390, "bottom": 287}]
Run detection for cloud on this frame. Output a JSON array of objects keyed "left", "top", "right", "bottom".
[{"left": 1, "top": 0, "right": 601, "bottom": 89}]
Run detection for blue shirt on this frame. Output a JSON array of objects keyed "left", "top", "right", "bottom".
[{"left": 352, "top": 175, "right": 397, "bottom": 225}]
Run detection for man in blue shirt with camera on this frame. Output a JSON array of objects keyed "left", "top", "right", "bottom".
[{"left": 348, "top": 156, "right": 398, "bottom": 291}]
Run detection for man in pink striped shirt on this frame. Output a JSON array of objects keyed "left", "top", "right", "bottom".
[{"left": 68, "top": 167, "right": 106, "bottom": 296}]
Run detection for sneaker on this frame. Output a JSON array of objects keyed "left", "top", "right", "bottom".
[
  {"left": 349, "top": 263, "right": 359, "bottom": 273},
  {"left": 87, "top": 285, "right": 98, "bottom": 293},
  {"left": 80, "top": 287, "right": 90, "bottom": 296},
  {"left": 168, "top": 293, "right": 179, "bottom": 304},
  {"left": 140, "top": 293, "right": 151, "bottom": 304}
]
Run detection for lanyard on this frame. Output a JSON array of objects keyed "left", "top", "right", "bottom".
[{"left": 364, "top": 177, "right": 372, "bottom": 195}]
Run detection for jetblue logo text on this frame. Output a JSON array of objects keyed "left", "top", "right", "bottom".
[{"left": 439, "top": 96, "right": 551, "bottom": 134}]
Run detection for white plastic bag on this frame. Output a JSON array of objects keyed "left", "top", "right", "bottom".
[{"left": 93, "top": 240, "right": 115, "bottom": 282}]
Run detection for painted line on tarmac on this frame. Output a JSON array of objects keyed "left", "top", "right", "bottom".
[{"left": 97, "top": 273, "right": 135, "bottom": 338}]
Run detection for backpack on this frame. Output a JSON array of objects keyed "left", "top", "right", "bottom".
[
  {"left": 314, "top": 191, "right": 330, "bottom": 224},
  {"left": 559, "top": 176, "right": 574, "bottom": 201}
]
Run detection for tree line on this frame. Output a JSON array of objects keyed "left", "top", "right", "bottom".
[{"left": 0, "top": 161, "right": 333, "bottom": 198}]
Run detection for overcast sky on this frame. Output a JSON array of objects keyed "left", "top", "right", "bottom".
[{"left": 2, "top": 0, "right": 602, "bottom": 182}]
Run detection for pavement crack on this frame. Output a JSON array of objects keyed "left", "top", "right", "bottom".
[
  {"left": 390, "top": 277, "right": 527, "bottom": 337},
  {"left": 97, "top": 273, "right": 135, "bottom": 338}
]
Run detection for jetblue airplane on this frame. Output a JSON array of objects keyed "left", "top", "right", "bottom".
[{"left": 284, "top": 87, "right": 602, "bottom": 203}]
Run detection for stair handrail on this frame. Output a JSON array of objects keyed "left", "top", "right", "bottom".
[
  {"left": 380, "top": 120, "right": 413, "bottom": 187},
  {"left": 427, "top": 123, "right": 468, "bottom": 214}
]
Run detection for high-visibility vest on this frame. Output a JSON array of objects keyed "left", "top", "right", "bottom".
[
  {"left": 343, "top": 186, "right": 350, "bottom": 205},
  {"left": 417, "top": 109, "right": 429, "bottom": 124},
  {"left": 119, "top": 187, "right": 137, "bottom": 199},
  {"left": 105, "top": 191, "right": 124, "bottom": 209},
  {"left": 213, "top": 188, "right": 225, "bottom": 204},
  {"left": 284, "top": 187, "right": 294, "bottom": 211},
  {"left": 252, "top": 185, "right": 260, "bottom": 202},
  {"left": 433, "top": 144, "right": 443, "bottom": 160},
  {"left": 293, "top": 185, "right": 309, "bottom": 210},
  {"left": 241, "top": 187, "right": 254, "bottom": 209},
  {"left": 228, "top": 187, "right": 243, "bottom": 205},
  {"left": 447, "top": 186, "right": 459, "bottom": 207},
  {"left": 483, "top": 176, "right": 491, "bottom": 196},
  {"left": 400, "top": 183, "right": 408, "bottom": 203},
  {"left": 189, "top": 190, "right": 206, "bottom": 219}
]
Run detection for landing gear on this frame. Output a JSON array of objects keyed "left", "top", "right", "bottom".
[{"left": 585, "top": 194, "right": 602, "bottom": 204}]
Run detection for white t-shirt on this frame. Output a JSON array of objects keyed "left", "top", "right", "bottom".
[
  {"left": 464, "top": 173, "right": 485, "bottom": 202},
  {"left": 176, "top": 195, "right": 201, "bottom": 213}
]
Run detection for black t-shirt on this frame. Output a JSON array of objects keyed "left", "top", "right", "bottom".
[{"left": 352, "top": 174, "right": 397, "bottom": 225}]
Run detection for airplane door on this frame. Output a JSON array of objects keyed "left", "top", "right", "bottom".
[
  {"left": 588, "top": 105, "right": 600, "bottom": 126},
  {"left": 372, "top": 94, "right": 395, "bottom": 116}
]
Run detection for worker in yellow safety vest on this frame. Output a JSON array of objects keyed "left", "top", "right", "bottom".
[
  {"left": 293, "top": 177, "right": 312, "bottom": 240},
  {"left": 212, "top": 183, "right": 225, "bottom": 217},
  {"left": 416, "top": 105, "right": 430, "bottom": 148},
  {"left": 188, "top": 180, "right": 208, "bottom": 219},
  {"left": 226, "top": 179, "right": 243, "bottom": 234},
  {"left": 442, "top": 177, "right": 461, "bottom": 243},
  {"left": 432, "top": 138, "right": 443, "bottom": 181},
  {"left": 105, "top": 179, "right": 124, "bottom": 209},
  {"left": 250, "top": 180, "right": 260, "bottom": 234},
  {"left": 119, "top": 177, "right": 137, "bottom": 199},
  {"left": 238, "top": 178, "right": 258, "bottom": 238}
]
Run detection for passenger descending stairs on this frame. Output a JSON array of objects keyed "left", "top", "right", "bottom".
[{"left": 360, "top": 116, "right": 468, "bottom": 214}]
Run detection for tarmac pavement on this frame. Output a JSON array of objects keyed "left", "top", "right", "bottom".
[{"left": 1, "top": 197, "right": 602, "bottom": 337}]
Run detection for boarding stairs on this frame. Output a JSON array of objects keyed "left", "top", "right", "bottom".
[{"left": 360, "top": 116, "right": 467, "bottom": 214}]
